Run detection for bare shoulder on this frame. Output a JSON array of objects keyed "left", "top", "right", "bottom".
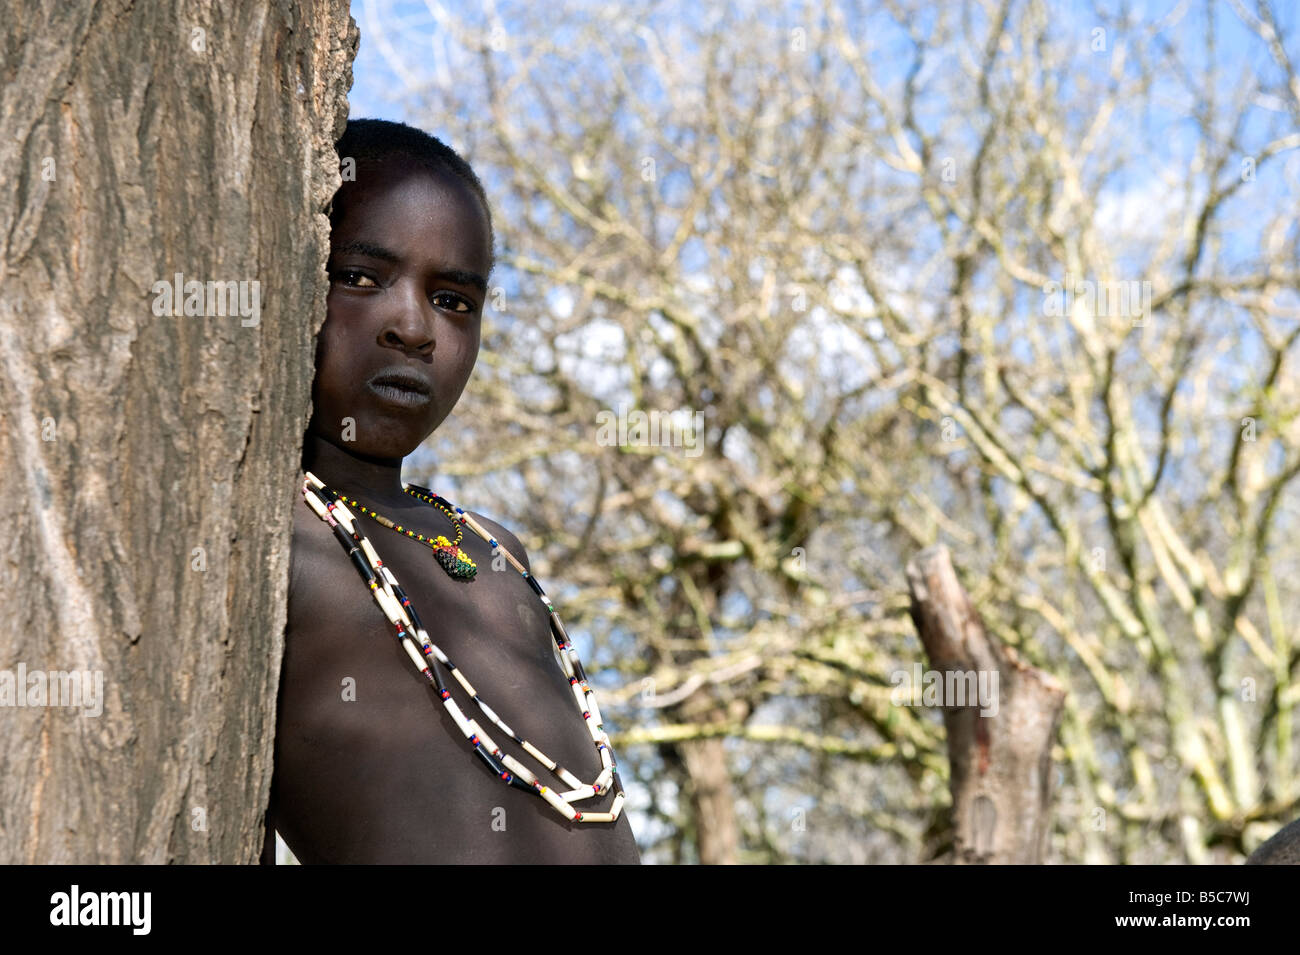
[
  {"left": 288, "top": 481, "right": 341, "bottom": 598},
  {"left": 465, "top": 510, "right": 533, "bottom": 573}
]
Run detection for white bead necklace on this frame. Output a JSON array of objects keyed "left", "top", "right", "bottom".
[{"left": 301, "top": 471, "right": 626, "bottom": 824}]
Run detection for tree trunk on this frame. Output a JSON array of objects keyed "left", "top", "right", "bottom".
[
  {"left": 680, "top": 735, "right": 739, "bottom": 865},
  {"left": 0, "top": 0, "right": 356, "bottom": 863},
  {"left": 906, "top": 545, "right": 1066, "bottom": 864}
]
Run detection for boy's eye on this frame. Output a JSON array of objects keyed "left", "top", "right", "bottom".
[
  {"left": 333, "top": 269, "right": 377, "bottom": 288},
  {"left": 431, "top": 292, "right": 473, "bottom": 313}
]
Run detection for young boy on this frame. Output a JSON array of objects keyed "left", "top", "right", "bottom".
[{"left": 262, "top": 120, "right": 640, "bottom": 863}]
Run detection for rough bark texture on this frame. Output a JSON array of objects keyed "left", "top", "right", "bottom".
[
  {"left": 906, "top": 545, "right": 1066, "bottom": 864},
  {"left": 0, "top": 1, "right": 356, "bottom": 863}
]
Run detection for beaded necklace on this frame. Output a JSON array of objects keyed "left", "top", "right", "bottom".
[
  {"left": 301, "top": 471, "right": 626, "bottom": 824},
  {"left": 335, "top": 489, "right": 477, "bottom": 580}
]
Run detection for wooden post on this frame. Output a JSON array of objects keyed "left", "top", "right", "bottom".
[{"left": 906, "top": 545, "right": 1066, "bottom": 864}]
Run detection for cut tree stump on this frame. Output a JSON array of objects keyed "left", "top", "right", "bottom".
[{"left": 906, "top": 545, "right": 1066, "bottom": 864}]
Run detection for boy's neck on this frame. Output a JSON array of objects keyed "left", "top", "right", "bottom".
[{"left": 300, "top": 433, "right": 418, "bottom": 509}]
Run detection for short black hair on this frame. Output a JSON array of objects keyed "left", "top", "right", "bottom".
[{"left": 334, "top": 118, "right": 495, "bottom": 273}]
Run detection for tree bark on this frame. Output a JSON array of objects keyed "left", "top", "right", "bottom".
[
  {"left": 906, "top": 545, "right": 1066, "bottom": 864},
  {"left": 0, "top": 1, "right": 356, "bottom": 863},
  {"left": 680, "top": 734, "right": 739, "bottom": 865}
]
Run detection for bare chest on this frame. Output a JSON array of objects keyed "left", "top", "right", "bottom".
[{"left": 272, "top": 491, "right": 638, "bottom": 863}]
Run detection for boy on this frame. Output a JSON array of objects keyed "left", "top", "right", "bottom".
[{"left": 262, "top": 119, "right": 640, "bottom": 863}]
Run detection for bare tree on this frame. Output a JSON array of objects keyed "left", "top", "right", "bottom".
[{"left": 362, "top": 0, "right": 1300, "bottom": 863}]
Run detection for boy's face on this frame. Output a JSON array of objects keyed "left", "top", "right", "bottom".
[{"left": 309, "top": 159, "right": 492, "bottom": 460}]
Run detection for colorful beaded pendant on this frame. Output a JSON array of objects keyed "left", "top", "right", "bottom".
[
  {"left": 431, "top": 535, "right": 477, "bottom": 580},
  {"left": 335, "top": 491, "right": 477, "bottom": 581}
]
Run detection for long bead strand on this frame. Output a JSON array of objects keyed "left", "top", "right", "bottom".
[
  {"left": 403, "top": 483, "right": 612, "bottom": 749},
  {"left": 302, "top": 472, "right": 625, "bottom": 824}
]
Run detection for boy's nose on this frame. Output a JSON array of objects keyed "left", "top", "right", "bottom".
[{"left": 380, "top": 286, "right": 436, "bottom": 353}]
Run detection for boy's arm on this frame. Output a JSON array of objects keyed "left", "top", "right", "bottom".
[{"left": 1247, "top": 817, "right": 1300, "bottom": 863}]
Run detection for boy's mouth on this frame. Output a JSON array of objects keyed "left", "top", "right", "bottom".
[{"left": 367, "top": 368, "right": 433, "bottom": 408}]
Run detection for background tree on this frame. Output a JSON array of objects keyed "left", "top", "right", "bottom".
[
  {"left": 341, "top": 0, "right": 1300, "bottom": 863},
  {"left": 0, "top": 1, "right": 356, "bottom": 863}
]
